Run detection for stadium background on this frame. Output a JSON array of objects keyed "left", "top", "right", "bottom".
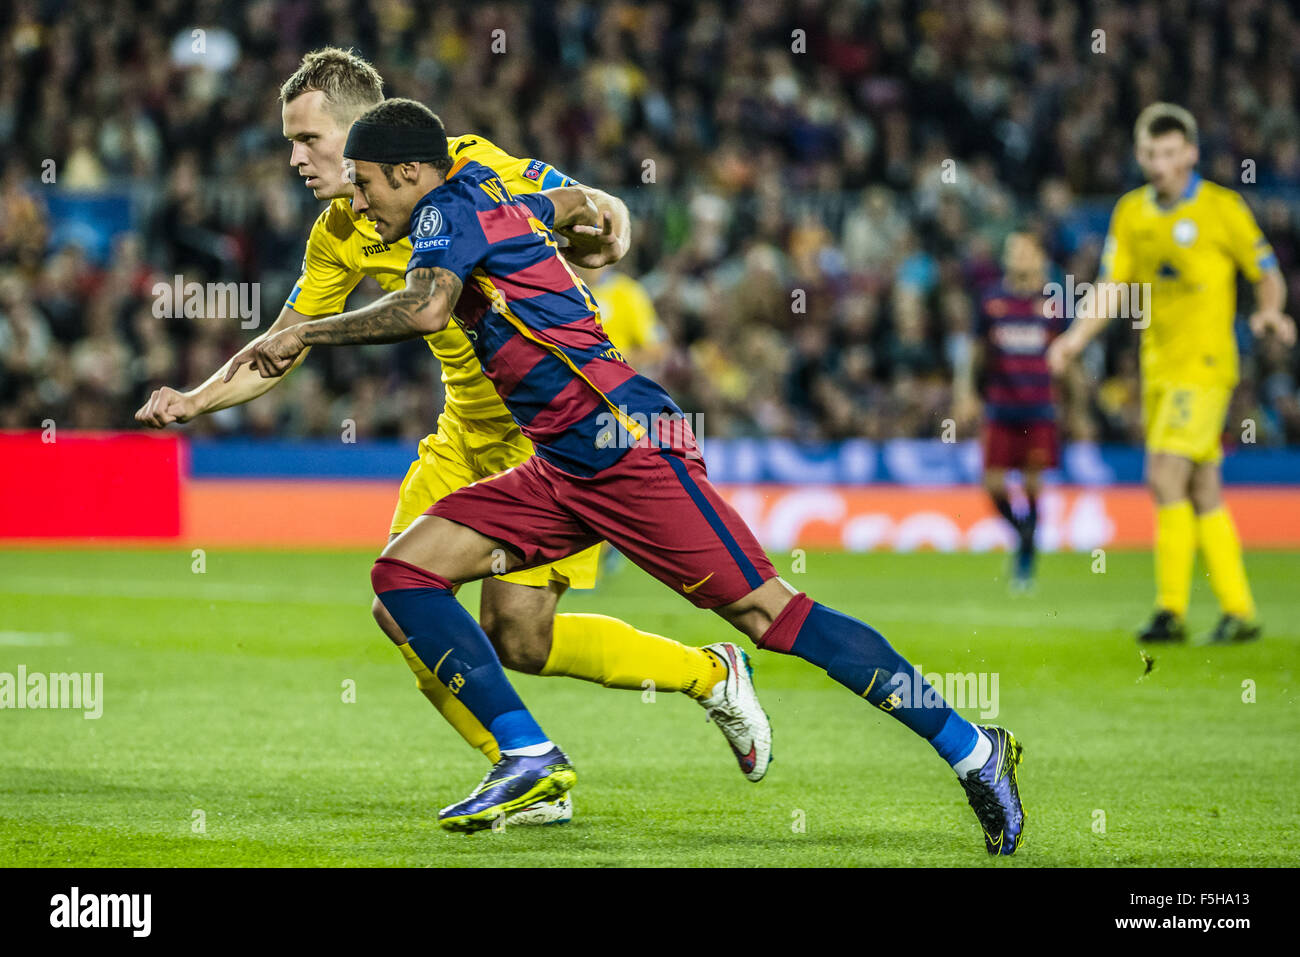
[{"left": 3, "top": 0, "right": 1300, "bottom": 546}]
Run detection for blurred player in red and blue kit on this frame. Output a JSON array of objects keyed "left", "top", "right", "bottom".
[
  {"left": 958, "top": 232, "right": 1065, "bottom": 591},
  {"left": 233, "top": 98, "right": 1027, "bottom": 853}
]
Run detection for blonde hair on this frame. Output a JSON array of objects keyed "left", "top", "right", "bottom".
[
  {"left": 279, "top": 47, "right": 384, "bottom": 124},
  {"left": 1134, "top": 103, "right": 1198, "bottom": 146}
]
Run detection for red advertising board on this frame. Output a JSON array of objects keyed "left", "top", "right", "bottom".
[{"left": 0, "top": 431, "right": 183, "bottom": 538}]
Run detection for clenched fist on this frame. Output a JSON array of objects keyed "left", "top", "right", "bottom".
[
  {"left": 1248, "top": 309, "right": 1297, "bottom": 348},
  {"left": 558, "top": 211, "right": 626, "bottom": 269},
  {"left": 135, "top": 386, "right": 198, "bottom": 428}
]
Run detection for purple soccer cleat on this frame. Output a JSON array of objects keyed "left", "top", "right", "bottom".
[
  {"left": 438, "top": 746, "right": 577, "bottom": 834},
  {"left": 958, "top": 725, "right": 1026, "bottom": 856}
]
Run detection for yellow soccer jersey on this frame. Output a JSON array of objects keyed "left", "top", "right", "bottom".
[
  {"left": 1099, "top": 173, "right": 1278, "bottom": 388},
  {"left": 588, "top": 270, "right": 662, "bottom": 353},
  {"left": 286, "top": 134, "right": 577, "bottom": 424}
]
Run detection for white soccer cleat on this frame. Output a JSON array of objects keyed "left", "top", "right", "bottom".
[
  {"left": 504, "top": 792, "right": 574, "bottom": 826},
  {"left": 699, "top": 642, "right": 772, "bottom": 782}
]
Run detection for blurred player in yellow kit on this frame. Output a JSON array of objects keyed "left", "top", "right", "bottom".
[
  {"left": 1050, "top": 103, "right": 1296, "bottom": 644},
  {"left": 136, "top": 49, "right": 773, "bottom": 822},
  {"left": 572, "top": 264, "right": 666, "bottom": 372}
]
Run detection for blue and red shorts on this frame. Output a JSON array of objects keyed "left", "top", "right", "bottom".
[
  {"left": 427, "top": 419, "right": 776, "bottom": 608},
  {"left": 982, "top": 419, "right": 1059, "bottom": 471}
]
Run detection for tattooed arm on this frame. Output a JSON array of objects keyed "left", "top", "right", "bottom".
[{"left": 224, "top": 267, "right": 462, "bottom": 380}]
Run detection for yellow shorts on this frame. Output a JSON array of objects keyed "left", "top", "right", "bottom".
[
  {"left": 389, "top": 413, "right": 601, "bottom": 589},
  {"left": 1143, "top": 382, "right": 1232, "bottom": 464}
]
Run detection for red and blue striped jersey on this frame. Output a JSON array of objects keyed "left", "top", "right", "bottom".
[
  {"left": 976, "top": 282, "right": 1064, "bottom": 424},
  {"left": 406, "top": 158, "right": 681, "bottom": 476}
]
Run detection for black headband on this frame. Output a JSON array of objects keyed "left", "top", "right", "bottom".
[{"left": 344, "top": 120, "right": 450, "bottom": 165}]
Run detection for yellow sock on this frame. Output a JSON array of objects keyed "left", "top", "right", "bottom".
[
  {"left": 397, "top": 641, "right": 500, "bottom": 763},
  {"left": 1197, "top": 507, "right": 1256, "bottom": 620},
  {"left": 544, "top": 613, "right": 726, "bottom": 700},
  {"left": 1155, "top": 501, "right": 1195, "bottom": 617}
]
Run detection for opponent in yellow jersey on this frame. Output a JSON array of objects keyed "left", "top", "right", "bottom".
[
  {"left": 136, "top": 48, "right": 770, "bottom": 818},
  {"left": 1102, "top": 174, "right": 1274, "bottom": 392},
  {"left": 1050, "top": 103, "right": 1296, "bottom": 644},
  {"left": 572, "top": 266, "right": 665, "bottom": 371},
  {"left": 287, "top": 133, "right": 602, "bottom": 574}
]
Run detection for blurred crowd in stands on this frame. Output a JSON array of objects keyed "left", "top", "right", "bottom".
[{"left": 4, "top": 0, "right": 1300, "bottom": 447}]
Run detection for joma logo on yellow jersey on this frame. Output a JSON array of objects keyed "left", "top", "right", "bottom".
[{"left": 361, "top": 241, "right": 391, "bottom": 256}]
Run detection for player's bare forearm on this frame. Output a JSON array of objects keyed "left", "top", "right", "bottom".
[
  {"left": 1248, "top": 268, "right": 1296, "bottom": 346},
  {"left": 1067, "top": 310, "right": 1110, "bottom": 347},
  {"left": 1078, "top": 280, "right": 1130, "bottom": 338},
  {"left": 1057, "top": 285, "right": 1117, "bottom": 353},
  {"left": 295, "top": 268, "right": 457, "bottom": 346},
  {"left": 192, "top": 306, "right": 316, "bottom": 413},
  {"left": 1047, "top": 288, "right": 1115, "bottom": 375},
  {"left": 1254, "top": 269, "right": 1286, "bottom": 314},
  {"left": 136, "top": 304, "right": 315, "bottom": 426}
]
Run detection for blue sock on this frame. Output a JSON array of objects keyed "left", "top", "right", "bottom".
[
  {"left": 372, "top": 558, "right": 546, "bottom": 752},
  {"left": 931, "top": 709, "right": 980, "bottom": 765},
  {"left": 760, "top": 595, "right": 980, "bottom": 764},
  {"left": 488, "top": 710, "right": 549, "bottom": 752}
]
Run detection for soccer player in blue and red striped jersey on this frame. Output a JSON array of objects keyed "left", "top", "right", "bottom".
[
  {"left": 961, "top": 232, "right": 1065, "bottom": 590},
  {"left": 232, "top": 98, "right": 1027, "bottom": 852}
]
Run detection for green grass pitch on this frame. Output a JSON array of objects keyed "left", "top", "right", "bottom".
[{"left": 1, "top": 547, "right": 1296, "bottom": 867}]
